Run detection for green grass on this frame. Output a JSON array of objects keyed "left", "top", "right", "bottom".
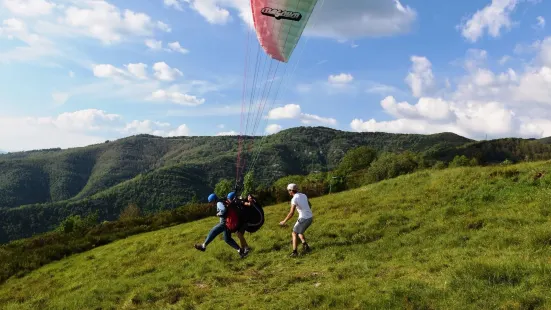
[{"left": 3, "top": 161, "right": 551, "bottom": 309}]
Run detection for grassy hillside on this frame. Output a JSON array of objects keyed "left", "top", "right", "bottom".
[{"left": 2, "top": 161, "right": 551, "bottom": 309}]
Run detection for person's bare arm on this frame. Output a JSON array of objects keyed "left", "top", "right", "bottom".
[{"left": 279, "top": 204, "right": 296, "bottom": 226}]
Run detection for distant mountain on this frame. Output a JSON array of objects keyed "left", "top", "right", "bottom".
[{"left": 2, "top": 127, "right": 551, "bottom": 243}]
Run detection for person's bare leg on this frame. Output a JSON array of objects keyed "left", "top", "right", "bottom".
[
  {"left": 299, "top": 233, "right": 310, "bottom": 252},
  {"left": 237, "top": 231, "right": 248, "bottom": 249}
]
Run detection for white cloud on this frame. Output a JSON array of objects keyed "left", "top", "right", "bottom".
[
  {"left": 350, "top": 118, "right": 466, "bottom": 136},
  {"left": 267, "top": 104, "right": 301, "bottom": 120},
  {"left": 93, "top": 64, "right": 128, "bottom": 79},
  {"left": 58, "top": 1, "right": 161, "bottom": 44},
  {"left": 306, "top": 0, "right": 417, "bottom": 40},
  {"left": 265, "top": 124, "right": 282, "bottom": 134},
  {"left": 405, "top": 56, "right": 434, "bottom": 97},
  {"left": 157, "top": 21, "right": 171, "bottom": 32},
  {"left": 0, "top": 18, "right": 59, "bottom": 63},
  {"left": 366, "top": 83, "right": 401, "bottom": 95},
  {"left": 168, "top": 41, "right": 189, "bottom": 54},
  {"left": 499, "top": 55, "right": 511, "bottom": 65},
  {"left": 536, "top": 16, "right": 545, "bottom": 29},
  {"left": 380, "top": 96, "right": 454, "bottom": 121},
  {"left": 0, "top": 116, "right": 107, "bottom": 152},
  {"left": 48, "top": 109, "right": 123, "bottom": 131},
  {"left": 153, "top": 62, "right": 183, "bottom": 81},
  {"left": 267, "top": 104, "right": 337, "bottom": 127},
  {"left": 538, "top": 37, "right": 551, "bottom": 67},
  {"left": 69, "top": 70, "right": 75, "bottom": 78},
  {"left": 2, "top": 0, "right": 55, "bottom": 17},
  {"left": 168, "top": 124, "right": 191, "bottom": 136},
  {"left": 149, "top": 90, "right": 205, "bottom": 106},
  {"left": 184, "top": 0, "right": 416, "bottom": 40},
  {"left": 145, "top": 39, "right": 163, "bottom": 50},
  {"left": 52, "top": 92, "right": 69, "bottom": 106},
  {"left": 217, "top": 130, "right": 238, "bottom": 136},
  {"left": 328, "top": 73, "right": 354, "bottom": 84},
  {"left": 122, "top": 120, "right": 190, "bottom": 137},
  {"left": 0, "top": 109, "right": 193, "bottom": 151},
  {"left": 458, "top": 0, "right": 518, "bottom": 43},
  {"left": 125, "top": 63, "right": 148, "bottom": 80},
  {"left": 186, "top": 0, "right": 232, "bottom": 25},
  {"left": 164, "top": 0, "right": 183, "bottom": 11},
  {"left": 351, "top": 35, "right": 551, "bottom": 140},
  {"left": 301, "top": 114, "right": 337, "bottom": 126}
]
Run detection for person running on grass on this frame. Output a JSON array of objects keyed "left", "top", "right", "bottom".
[
  {"left": 279, "top": 183, "right": 312, "bottom": 257},
  {"left": 194, "top": 193, "right": 248, "bottom": 258}
]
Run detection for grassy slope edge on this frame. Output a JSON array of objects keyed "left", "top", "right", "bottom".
[{"left": 2, "top": 161, "right": 551, "bottom": 309}]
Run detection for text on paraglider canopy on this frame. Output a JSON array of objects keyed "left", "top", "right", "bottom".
[{"left": 260, "top": 7, "right": 302, "bottom": 21}]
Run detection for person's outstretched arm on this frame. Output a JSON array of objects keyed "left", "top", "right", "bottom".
[{"left": 280, "top": 204, "right": 296, "bottom": 226}]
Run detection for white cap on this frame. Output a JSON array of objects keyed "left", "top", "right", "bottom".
[{"left": 287, "top": 183, "right": 298, "bottom": 191}]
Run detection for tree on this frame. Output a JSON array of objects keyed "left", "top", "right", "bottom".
[
  {"left": 119, "top": 203, "right": 141, "bottom": 220},
  {"left": 243, "top": 171, "right": 255, "bottom": 197},
  {"left": 337, "top": 146, "right": 378, "bottom": 175},
  {"left": 449, "top": 155, "right": 471, "bottom": 168},
  {"left": 366, "top": 152, "right": 419, "bottom": 183},
  {"left": 214, "top": 178, "right": 233, "bottom": 198}
]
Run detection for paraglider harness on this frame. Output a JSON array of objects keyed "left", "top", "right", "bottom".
[{"left": 224, "top": 185, "right": 265, "bottom": 233}]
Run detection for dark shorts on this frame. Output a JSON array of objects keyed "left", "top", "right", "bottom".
[{"left": 293, "top": 217, "right": 313, "bottom": 234}]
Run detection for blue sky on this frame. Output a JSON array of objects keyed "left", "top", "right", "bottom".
[{"left": 1, "top": 0, "right": 551, "bottom": 152}]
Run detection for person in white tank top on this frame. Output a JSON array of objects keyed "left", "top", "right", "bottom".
[{"left": 279, "top": 183, "right": 313, "bottom": 257}]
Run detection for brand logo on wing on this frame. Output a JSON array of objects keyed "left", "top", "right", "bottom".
[{"left": 261, "top": 7, "right": 302, "bottom": 21}]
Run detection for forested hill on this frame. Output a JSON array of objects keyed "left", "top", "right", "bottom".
[
  {"left": 2, "top": 126, "right": 551, "bottom": 244},
  {"left": 0, "top": 127, "right": 472, "bottom": 210}
]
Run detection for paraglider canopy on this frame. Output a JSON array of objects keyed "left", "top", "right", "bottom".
[{"left": 251, "top": 0, "right": 319, "bottom": 63}]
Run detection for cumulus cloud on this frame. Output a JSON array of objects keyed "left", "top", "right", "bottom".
[
  {"left": 153, "top": 62, "right": 183, "bottom": 81},
  {"left": 58, "top": 1, "right": 162, "bottom": 44},
  {"left": 93, "top": 64, "right": 129, "bottom": 79},
  {"left": 167, "top": 41, "right": 189, "bottom": 54},
  {"left": 157, "top": 21, "right": 171, "bottom": 32},
  {"left": 351, "top": 38, "right": 551, "bottom": 140},
  {"left": 405, "top": 56, "right": 434, "bottom": 97},
  {"left": 0, "top": 18, "right": 59, "bottom": 63},
  {"left": 163, "top": 0, "right": 183, "bottom": 11},
  {"left": 2, "top": 0, "right": 55, "bottom": 17},
  {"left": 145, "top": 39, "right": 163, "bottom": 50},
  {"left": 87, "top": 62, "right": 210, "bottom": 107},
  {"left": 93, "top": 62, "right": 183, "bottom": 82},
  {"left": 125, "top": 63, "right": 148, "bottom": 80},
  {"left": 267, "top": 104, "right": 301, "bottom": 120},
  {"left": 265, "top": 124, "right": 282, "bottom": 134},
  {"left": 0, "top": 108, "right": 195, "bottom": 151},
  {"left": 458, "top": 0, "right": 518, "bottom": 43},
  {"left": 217, "top": 130, "right": 238, "bottom": 136},
  {"left": 123, "top": 120, "right": 190, "bottom": 136},
  {"left": 381, "top": 96, "right": 455, "bottom": 121},
  {"left": 149, "top": 89, "right": 205, "bottom": 106},
  {"left": 535, "top": 16, "right": 545, "bottom": 29},
  {"left": 306, "top": 0, "right": 417, "bottom": 40},
  {"left": 183, "top": 0, "right": 416, "bottom": 40},
  {"left": 0, "top": 116, "right": 107, "bottom": 152},
  {"left": 267, "top": 104, "right": 337, "bottom": 126},
  {"left": 328, "top": 73, "right": 354, "bottom": 84}
]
